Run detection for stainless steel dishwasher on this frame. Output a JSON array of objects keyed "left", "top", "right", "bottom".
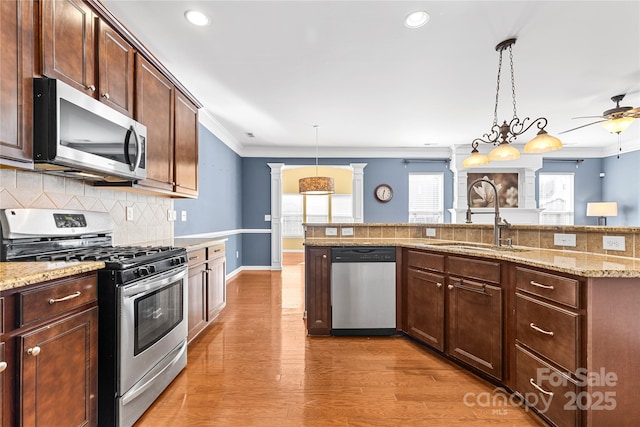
[{"left": 331, "top": 247, "right": 397, "bottom": 335}]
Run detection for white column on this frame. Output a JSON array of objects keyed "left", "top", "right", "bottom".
[
  {"left": 268, "top": 163, "right": 284, "bottom": 270},
  {"left": 350, "top": 163, "right": 367, "bottom": 223}
]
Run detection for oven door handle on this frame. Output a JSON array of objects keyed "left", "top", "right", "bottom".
[
  {"left": 120, "top": 340, "right": 187, "bottom": 406},
  {"left": 122, "top": 266, "right": 187, "bottom": 299}
]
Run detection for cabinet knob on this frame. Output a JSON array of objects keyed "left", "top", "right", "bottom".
[
  {"left": 447, "top": 284, "right": 454, "bottom": 290},
  {"left": 322, "top": 255, "right": 327, "bottom": 259},
  {"left": 86, "top": 85, "right": 95, "bottom": 91},
  {"left": 102, "top": 92, "right": 110, "bottom": 100},
  {"left": 0, "top": 361, "right": 7, "bottom": 372},
  {"left": 27, "top": 346, "right": 41, "bottom": 357},
  {"left": 436, "top": 282, "right": 443, "bottom": 288}
]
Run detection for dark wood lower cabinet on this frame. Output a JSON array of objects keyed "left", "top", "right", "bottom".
[
  {"left": 305, "top": 247, "right": 332, "bottom": 336},
  {"left": 20, "top": 307, "right": 98, "bottom": 426},
  {"left": 406, "top": 268, "right": 445, "bottom": 351},
  {"left": 0, "top": 342, "right": 5, "bottom": 427},
  {"left": 446, "top": 276, "right": 503, "bottom": 380}
]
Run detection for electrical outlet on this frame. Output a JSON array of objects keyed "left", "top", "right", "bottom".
[
  {"left": 341, "top": 227, "right": 354, "bottom": 236},
  {"left": 264, "top": 214, "right": 271, "bottom": 221},
  {"left": 425, "top": 228, "right": 436, "bottom": 237},
  {"left": 553, "top": 233, "right": 576, "bottom": 247},
  {"left": 236, "top": 250, "right": 239, "bottom": 259},
  {"left": 126, "top": 206, "right": 134, "bottom": 222},
  {"left": 181, "top": 210, "right": 187, "bottom": 222},
  {"left": 603, "top": 236, "right": 625, "bottom": 251},
  {"left": 167, "top": 209, "right": 175, "bottom": 221},
  {"left": 325, "top": 227, "right": 338, "bottom": 236}
]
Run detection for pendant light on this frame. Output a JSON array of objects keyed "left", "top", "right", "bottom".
[
  {"left": 299, "top": 125, "right": 335, "bottom": 195},
  {"left": 462, "top": 38, "right": 562, "bottom": 168}
]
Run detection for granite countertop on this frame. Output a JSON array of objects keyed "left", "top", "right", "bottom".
[
  {"left": 0, "top": 261, "right": 105, "bottom": 292},
  {"left": 173, "top": 237, "right": 228, "bottom": 251},
  {"left": 305, "top": 238, "right": 640, "bottom": 278}
]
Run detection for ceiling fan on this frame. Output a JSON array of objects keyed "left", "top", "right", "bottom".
[{"left": 561, "top": 94, "right": 640, "bottom": 134}]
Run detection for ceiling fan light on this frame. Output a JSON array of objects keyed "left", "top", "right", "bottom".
[
  {"left": 488, "top": 142, "right": 520, "bottom": 161},
  {"left": 299, "top": 176, "right": 335, "bottom": 195},
  {"left": 462, "top": 150, "right": 490, "bottom": 168},
  {"left": 601, "top": 116, "right": 635, "bottom": 134},
  {"left": 524, "top": 130, "right": 563, "bottom": 153}
]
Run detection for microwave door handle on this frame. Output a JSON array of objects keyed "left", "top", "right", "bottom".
[{"left": 124, "top": 125, "right": 142, "bottom": 172}]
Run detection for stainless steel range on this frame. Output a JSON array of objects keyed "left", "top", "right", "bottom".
[{"left": 0, "top": 208, "right": 188, "bottom": 427}]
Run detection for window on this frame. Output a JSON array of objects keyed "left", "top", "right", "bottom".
[
  {"left": 331, "top": 194, "right": 353, "bottom": 223},
  {"left": 409, "top": 173, "right": 444, "bottom": 223},
  {"left": 539, "top": 173, "right": 574, "bottom": 225},
  {"left": 305, "top": 195, "right": 329, "bottom": 223},
  {"left": 282, "top": 194, "right": 303, "bottom": 237}
]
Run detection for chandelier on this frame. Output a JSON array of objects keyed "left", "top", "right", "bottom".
[
  {"left": 462, "top": 38, "right": 562, "bottom": 168},
  {"left": 299, "top": 125, "right": 335, "bottom": 195}
]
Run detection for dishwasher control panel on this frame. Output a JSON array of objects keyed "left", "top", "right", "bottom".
[{"left": 331, "top": 247, "right": 396, "bottom": 263}]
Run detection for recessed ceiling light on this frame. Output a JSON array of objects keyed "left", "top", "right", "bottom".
[
  {"left": 184, "top": 10, "right": 211, "bottom": 26},
  {"left": 404, "top": 10, "right": 429, "bottom": 28}
]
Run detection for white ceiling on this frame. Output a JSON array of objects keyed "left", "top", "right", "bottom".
[{"left": 102, "top": 0, "right": 640, "bottom": 158}]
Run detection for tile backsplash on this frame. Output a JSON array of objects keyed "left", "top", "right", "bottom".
[{"left": 0, "top": 169, "right": 173, "bottom": 245}]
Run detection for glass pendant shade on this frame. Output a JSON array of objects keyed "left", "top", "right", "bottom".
[
  {"left": 523, "top": 130, "right": 563, "bottom": 153},
  {"left": 461, "top": 150, "right": 490, "bottom": 168},
  {"left": 488, "top": 142, "right": 520, "bottom": 161},
  {"left": 298, "top": 176, "right": 335, "bottom": 195},
  {"left": 601, "top": 117, "right": 635, "bottom": 134}
]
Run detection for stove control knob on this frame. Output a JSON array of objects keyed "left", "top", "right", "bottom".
[{"left": 137, "top": 266, "right": 150, "bottom": 276}]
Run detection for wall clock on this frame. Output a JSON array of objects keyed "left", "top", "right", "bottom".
[{"left": 374, "top": 184, "right": 393, "bottom": 203}]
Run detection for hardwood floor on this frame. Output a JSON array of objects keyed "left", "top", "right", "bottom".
[{"left": 135, "top": 253, "right": 543, "bottom": 426}]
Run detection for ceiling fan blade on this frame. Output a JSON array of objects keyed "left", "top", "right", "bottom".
[
  {"left": 626, "top": 107, "right": 640, "bottom": 117},
  {"left": 571, "top": 115, "right": 606, "bottom": 120},
  {"left": 559, "top": 119, "right": 607, "bottom": 134}
]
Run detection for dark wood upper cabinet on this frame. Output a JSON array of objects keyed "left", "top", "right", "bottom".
[
  {"left": 41, "top": 0, "right": 96, "bottom": 95},
  {"left": 174, "top": 90, "right": 199, "bottom": 197},
  {"left": 0, "top": 0, "right": 34, "bottom": 165},
  {"left": 135, "top": 54, "right": 174, "bottom": 191},
  {"left": 97, "top": 18, "right": 134, "bottom": 116}
]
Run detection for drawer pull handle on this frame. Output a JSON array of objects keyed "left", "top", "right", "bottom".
[
  {"left": 48, "top": 291, "right": 81, "bottom": 305},
  {"left": 189, "top": 255, "right": 200, "bottom": 261},
  {"left": 529, "top": 322, "right": 554, "bottom": 336},
  {"left": 0, "top": 361, "right": 7, "bottom": 372},
  {"left": 530, "top": 280, "right": 554, "bottom": 290},
  {"left": 529, "top": 378, "right": 554, "bottom": 396},
  {"left": 27, "top": 346, "right": 41, "bottom": 357}
]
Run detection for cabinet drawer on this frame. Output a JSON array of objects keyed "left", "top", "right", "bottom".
[
  {"left": 516, "top": 267, "right": 579, "bottom": 308},
  {"left": 188, "top": 248, "right": 206, "bottom": 267},
  {"left": 407, "top": 250, "right": 444, "bottom": 272},
  {"left": 207, "top": 244, "right": 225, "bottom": 260},
  {"left": 516, "top": 293, "right": 580, "bottom": 373},
  {"left": 516, "top": 345, "right": 579, "bottom": 427},
  {"left": 447, "top": 256, "right": 500, "bottom": 284},
  {"left": 19, "top": 275, "right": 97, "bottom": 327}
]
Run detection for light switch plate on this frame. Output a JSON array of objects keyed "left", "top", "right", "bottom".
[
  {"left": 341, "top": 227, "right": 354, "bottom": 236},
  {"left": 325, "top": 227, "right": 338, "bottom": 236},
  {"left": 425, "top": 228, "right": 436, "bottom": 237},
  {"left": 603, "top": 236, "right": 625, "bottom": 251},
  {"left": 554, "top": 233, "right": 576, "bottom": 247},
  {"left": 126, "top": 206, "right": 134, "bottom": 222},
  {"left": 264, "top": 214, "right": 271, "bottom": 221},
  {"left": 181, "top": 210, "right": 187, "bottom": 222}
]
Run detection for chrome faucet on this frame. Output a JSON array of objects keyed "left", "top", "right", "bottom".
[{"left": 466, "top": 178, "right": 511, "bottom": 247}]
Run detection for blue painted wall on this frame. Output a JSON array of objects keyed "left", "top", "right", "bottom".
[
  {"left": 602, "top": 151, "right": 640, "bottom": 226},
  {"left": 537, "top": 158, "right": 603, "bottom": 225},
  {"left": 174, "top": 124, "right": 243, "bottom": 273}
]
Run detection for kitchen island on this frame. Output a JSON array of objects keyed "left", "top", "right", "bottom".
[{"left": 304, "top": 223, "right": 640, "bottom": 427}]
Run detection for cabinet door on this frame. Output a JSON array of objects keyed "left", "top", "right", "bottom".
[
  {"left": 97, "top": 19, "right": 134, "bottom": 116},
  {"left": 135, "top": 55, "right": 174, "bottom": 191},
  {"left": 20, "top": 307, "right": 97, "bottom": 427},
  {"left": 406, "top": 269, "right": 445, "bottom": 351},
  {"left": 305, "top": 247, "right": 331, "bottom": 335},
  {"left": 187, "top": 263, "right": 207, "bottom": 343},
  {"left": 41, "top": 0, "right": 96, "bottom": 96},
  {"left": 0, "top": 342, "right": 5, "bottom": 427},
  {"left": 174, "top": 90, "right": 199, "bottom": 197},
  {"left": 447, "top": 277, "right": 502, "bottom": 380},
  {"left": 207, "top": 256, "right": 226, "bottom": 321},
  {"left": 0, "top": 0, "right": 33, "bottom": 164}
]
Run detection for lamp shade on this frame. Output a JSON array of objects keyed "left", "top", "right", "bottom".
[
  {"left": 488, "top": 142, "right": 520, "bottom": 161},
  {"left": 461, "top": 150, "right": 490, "bottom": 168},
  {"left": 523, "top": 130, "right": 563, "bottom": 153},
  {"left": 601, "top": 117, "right": 635, "bottom": 134},
  {"left": 586, "top": 202, "right": 618, "bottom": 217},
  {"left": 299, "top": 176, "right": 335, "bottom": 195}
]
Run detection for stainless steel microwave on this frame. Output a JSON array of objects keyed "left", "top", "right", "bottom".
[{"left": 33, "top": 78, "right": 147, "bottom": 181}]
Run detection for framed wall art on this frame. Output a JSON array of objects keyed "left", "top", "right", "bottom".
[{"left": 467, "top": 173, "right": 519, "bottom": 208}]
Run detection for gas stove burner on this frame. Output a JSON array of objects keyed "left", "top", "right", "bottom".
[{"left": 31, "top": 246, "right": 177, "bottom": 263}]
